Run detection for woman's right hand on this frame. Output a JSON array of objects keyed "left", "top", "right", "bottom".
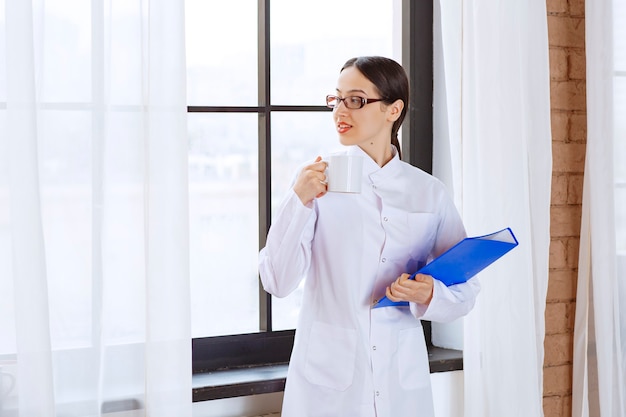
[{"left": 293, "top": 156, "right": 328, "bottom": 205}]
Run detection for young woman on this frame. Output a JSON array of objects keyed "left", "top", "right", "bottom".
[{"left": 258, "top": 56, "right": 480, "bottom": 417}]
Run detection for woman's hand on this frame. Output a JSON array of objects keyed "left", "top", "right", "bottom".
[
  {"left": 385, "top": 273, "right": 434, "bottom": 306},
  {"left": 293, "top": 156, "right": 328, "bottom": 205}
]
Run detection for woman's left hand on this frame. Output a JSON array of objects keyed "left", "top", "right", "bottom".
[{"left": 385, "top": 273, "right": 434, "bottom": 306}]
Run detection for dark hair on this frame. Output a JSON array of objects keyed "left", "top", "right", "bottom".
[{"left": 341, "top": 56, "right": 409, "bottom": 160}]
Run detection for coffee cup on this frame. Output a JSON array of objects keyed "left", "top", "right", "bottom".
[{"left": 326, "top": 154, "right": 363, "bottom": 193}]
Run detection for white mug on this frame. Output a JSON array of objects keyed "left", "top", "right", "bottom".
[{"left": 326, "top": 154, "right": 363, "bottom": 193}]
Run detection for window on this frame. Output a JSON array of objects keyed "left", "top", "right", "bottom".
[
  {"left": 188, "top": 0, "right": 438, "bottom": 385},
  {"left": 186, "top": 0, "right": 404, "bottom": 338}
]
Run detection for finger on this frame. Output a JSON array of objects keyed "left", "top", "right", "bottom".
[
  {"left": 310, "top": 162, "right": 328, "bottom": 174},
  {"left": 413, "top": 273, "right": 429, "bottom": 282},
  {"left": 309, "top": 156, "right": 328, "bottom": 172},
  {"left": 390, "top": 280, "right": 408, "bottom": 297},
  {"left": 316, "top": 171, "right": 328, "bottom": 185},
  {"left": 385, "top": 286, "right": 399, "bottom": 301},
  {"left": 302, "top": 167, "right": 326, "bottom": 184},
  {"left": 398, "top": 273, "right": 411, "bottom": 283}
]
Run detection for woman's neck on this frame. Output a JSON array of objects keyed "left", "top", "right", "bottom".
[{"left": 358, "top": 142, "right": 394, "bottom": 167}]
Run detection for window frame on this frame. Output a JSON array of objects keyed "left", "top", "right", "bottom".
[{"left": 190, "top": 0, "right": 438, "bottom": 393}]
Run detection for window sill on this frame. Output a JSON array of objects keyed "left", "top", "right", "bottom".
[{"left": 192, "top": 346, "right": 462, "bottom": 402}]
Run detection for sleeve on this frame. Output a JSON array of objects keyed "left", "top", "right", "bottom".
[
  {"left": 410, "top": 276, "right": 481, "bottom": 322},
  {"left": 258, "top": 189, "right": 317, "bottom": 298},
  {"left": 409, "top": 186, "right": 481, "bottom": 322}
]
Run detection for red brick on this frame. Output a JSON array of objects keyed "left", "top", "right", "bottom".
[
  {"left": 562, "top": 394, "right": 572, "bottom": 416},
  {"left": 551, "top": 111, "right": 570, "bottom": 142},
  {"left": 569, "top": 0, "right": 585, "bottom": 17},
  {"left": 569, "top": 49, "right": 586, "bottom": 80},
  {"left": 553, "top": 142, "right": 586, "bottom": 173},
  {"left": 547, "top": 269, "right": 577, "bottom": 301},
  {"left": 550, "top": 238, "right": 569, "bottom": 269},
  {"left": 544, "top": 364, "right": 573, "bottom": 395},
  {"left": 544, "top": 333, "right": 573, "bottom": 366},
  {"left": 551, "top": 205, "right": 583, "bottom": 237},
  {"left": 545, "top": 302, "right": 570, "bottom": 334},
  {"left": 552, "top": 174, "right": 568, "bottom": 205},
  {"left": 569, "top": 113, "right": 587, "bottom": 142},
  {"left": 566, "top": 237, "right": 580, "bottom": 268},
  {"left": 548, "top": 16, "right": 585, "bottom": 49},
  {"left": 567, "top": 174, "right": 584, "bottom": 204},
  {"left": 543, "top": 395, "right": 564, "bottom": 417},
  {"left": 550, "top": 80, "right": 586, "bottom": 111},
  {"left": 550, "top": 48, "right": 569, "bottom": 81},
  {"left": 547, "top": 0, "right": 569, "bottom": 14},
  {"left": 566, "top": 301, "right": 577, "bottom": 331}
]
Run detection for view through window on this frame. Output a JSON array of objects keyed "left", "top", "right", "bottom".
[{"left": 186, "top": 0, "right": 402, "bottom": 338}]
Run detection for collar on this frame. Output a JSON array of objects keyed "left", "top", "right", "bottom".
[{"left": 346, "top": 145, "right": 403, "bottom": 182}]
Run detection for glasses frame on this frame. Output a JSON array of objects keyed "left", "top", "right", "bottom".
[{"left": 325, "top": 95, "right": 387, "bottom": 110}]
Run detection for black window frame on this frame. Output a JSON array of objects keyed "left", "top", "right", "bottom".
[{"left": 191, "top": 0, "right": 442, "bottom": 399}]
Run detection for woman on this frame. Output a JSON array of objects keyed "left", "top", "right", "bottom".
[{"left": 258, "top": 56, "right": 480, "bottom": 417}]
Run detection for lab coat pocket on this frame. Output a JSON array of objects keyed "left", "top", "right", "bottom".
[
  {"left": 304, "top": 321, "right": 357, "bottom": 391},
  {"left": 397, "top": 326, "right": 430, "bottom": 390}
]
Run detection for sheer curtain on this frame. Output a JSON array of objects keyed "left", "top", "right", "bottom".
[
  {"left": 572, "top": 0, "right": 626, "bottom": 416},
  {"left": 0, "top": 1, "right": 191, "bottom": 416},
  {"left": 435, "top": 1, "right": 552, "bottom": 415}
]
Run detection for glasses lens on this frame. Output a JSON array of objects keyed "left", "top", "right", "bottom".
[
  {"left": 346, "top": 97, "right": 363, "bottom": 109},
  {"left": 326, "top": 95, "right": 338, "bottom": 108}
]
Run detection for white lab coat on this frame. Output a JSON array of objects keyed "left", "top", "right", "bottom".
[{"left": 259, "top": 145, "right": 480, "bottom": 417}]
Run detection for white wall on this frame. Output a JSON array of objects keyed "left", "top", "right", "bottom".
[{"left": 192, "top": 371, "right": 464, "bottom": 417}]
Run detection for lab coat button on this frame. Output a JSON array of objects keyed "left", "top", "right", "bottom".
[
  {"left": 372, "top": 346, "right": 377, "bottom": 350},
  {"left": 383, "top": 217, "right": 388, "bottom": 222},
  {"left": 376, "top": 391, "right": 380, "bottom": 396},
  {"left": 381, "top": 258, "right": 386, "bottom": 263}
]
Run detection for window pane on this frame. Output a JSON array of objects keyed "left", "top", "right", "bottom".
[
  {"left": 270, "top": 0, "right": 401, "bottom": 105},
  {"left": 185, "top": 1, "right": 258, "bottom": 106},
  {"left": 270, "top": 111, "right": 343, "bottom": 331},
  {"left": 0, "top": 0, "right": 92, "bottom": 104},
  {"left": 41, "top": 0, "right": 92, "bottom": 103},
  {"left": 109, "top": 1, "right": 144, "bottom": 106},
  {"left": 188, "top": 113, "right": 259, "bottom": 337},
  {"left": 39, "top": 110, "right": 93, "bottom": 349}
]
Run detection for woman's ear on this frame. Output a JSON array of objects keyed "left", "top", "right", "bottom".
[{"left": 386, "top": 99, "right": 404, "bottom": 122}]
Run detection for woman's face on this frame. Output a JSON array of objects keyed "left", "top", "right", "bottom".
[{"left": 332, "top": 66, "right": 395, "bottom": 150}]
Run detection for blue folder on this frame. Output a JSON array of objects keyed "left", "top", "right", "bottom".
[{"left": 372, "top": 227, "right": 519, "bottom": 308}]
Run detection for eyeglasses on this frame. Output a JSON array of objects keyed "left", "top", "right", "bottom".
[{"left": 325, "top": 95, "right": 386, "bottom": 110}]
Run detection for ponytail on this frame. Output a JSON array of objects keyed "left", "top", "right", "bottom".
[{"left": 391, "top": 134, "right": 402, "bottom": 160}]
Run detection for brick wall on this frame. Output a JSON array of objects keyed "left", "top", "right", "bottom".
[{"left": 544, "top": 0, "right": 586, "bottom": 416}]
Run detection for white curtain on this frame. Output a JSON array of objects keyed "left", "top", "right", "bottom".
[
  {"left": 572, "top": 0, "right": 626, "bottom": 416},
  {"left": 0, "top": 0, "right": 191, "bottom": 416},
  {"left": 435, "top": 1, "right": 552, "bottom": 416}
]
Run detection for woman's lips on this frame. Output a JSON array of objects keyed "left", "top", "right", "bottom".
[{"left": 337, "top": 122, "right": 352, "bottom": 134}]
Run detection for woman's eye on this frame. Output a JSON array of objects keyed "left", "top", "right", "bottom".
[{"left": 348, "top": 97, "right": 362, "bottom": 106}]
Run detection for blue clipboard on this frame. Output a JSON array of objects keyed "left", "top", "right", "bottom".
[{"left": 372, "top": 227, "right": 519, "bottom": 308}]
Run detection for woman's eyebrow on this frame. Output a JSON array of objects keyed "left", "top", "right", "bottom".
[{"left": 335, "top": 88, "right": 368, "bottom": 95}]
